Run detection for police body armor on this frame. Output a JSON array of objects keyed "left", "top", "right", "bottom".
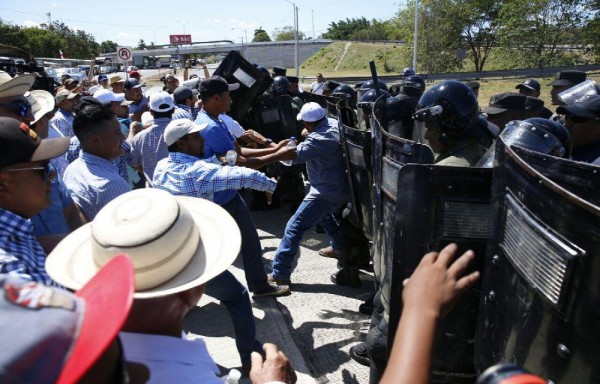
[
  {"left": 475, "top": 139, "right": 600, "bottom": 384},
  {"left": 370, "top": 96, "right": 435, "bottom": 294},
  {"left": 213, "top": 50, "right": 272, "bottom": 121},
  {"left": 387, "top": 164, "right": 493, "bottom": 383}
]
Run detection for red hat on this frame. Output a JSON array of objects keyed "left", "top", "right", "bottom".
[
  {"left": 0, "top": 254, "right": 134, "bottom": 383},
  {"left": 129, "top": 70, "right": 140, "bottom": 79}
]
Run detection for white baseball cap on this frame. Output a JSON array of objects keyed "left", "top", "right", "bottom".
[
  {"left": 164, "top": 118, "right": 208, "bottom": 146},
  {"left": 149, "top": 91, "right": 175, "bottom": 112},
  {"left": 297, "top": 102, "right": 326, "bottom": 122},
  {"left": 93, "top": 89, "right": 119, "bottom": 104}
]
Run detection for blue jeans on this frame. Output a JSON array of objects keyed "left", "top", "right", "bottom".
[
  {"left": 204, "top": 270, "right": 262, "bottom": 366},
  {"left": 222, "top": 194, "right": 269, "bottom": 292},
  {"left": 271, "top": 197, "right": 344, "bottom": 280}
]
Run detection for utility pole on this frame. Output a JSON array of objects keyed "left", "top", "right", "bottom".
[
  {"left": 412, "top": 0, "right": 419, "bottom": 72},
  {"left": 311, "top": 10, "right": 315, "bottom": 39},
  {"left": 46, "top": 12, "right": 51, "bottom": 24},
  {"left": 286, "top": 0, "right": 300, "bottom": 77}
]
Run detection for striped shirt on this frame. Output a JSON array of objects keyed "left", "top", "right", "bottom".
[
  {"left": 49, "top": 108, "right": 75, "bottom": 138},
  {"left": 173, "top": 104, "right": 194, "bottom": 121},
  {"left": 66, "top": 136, "right": 131, "bottom": 183},
  {"left": 0, "top": 208, "right": 58, "bottom": 286},
  {"left": 153, "top": 152, "right": 276, "bottom": 201},
  {"left": 63, "top": 151, "right": 131, "bottom": 220},
  {"left": 131, "top": 117, "right": 172, "bottom": 181}
]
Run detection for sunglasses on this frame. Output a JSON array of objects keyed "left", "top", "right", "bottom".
[
  {"left": 0, "top": 101, "right": 32, "bottom": 117},
  {"left": 0, "top": 163, "right": 55, "bottom": 181}
]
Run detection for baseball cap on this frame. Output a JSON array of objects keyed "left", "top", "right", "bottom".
[
  {"left": 549, "top": 70, "right": 586, "bottom": 87},
  {"left": 148, "top": 91, "right": 175, "bottom": 112},
  {"left": 516, "top": 79, "right": 541, "bottom": 93},
  {"left": 297, "top": 102, "right": 326, "bottom": 122},
  {"left": 199, "top": 76, "right": 240, "bottom": 98},
  {"left": 46, "top": 188, "right": 241, "bottom": 299},
  {"left": 93, "top": 89, "right": 119, "bottom": 104},
  {"left": 0, "top": 254, "right": 134, "bottom": 384},
  {"left": 64, "top": 78, "right": 79, "bottom": 86},
  {"left": 27, "top": 90, "right": 55, "bottom": 125},
  {"left": 55, "top": 89, "right": 78, "bottom": 104},
  {"left": 124, "top": 79, "right": 143, "bottom": 90},
  {"left": 97, "top": 74, "right": 108, "bottom": 82},
  {"left": 556, "top": 94, "right": 600, "bottom": 119},
  {"left": 129, "top": 70, "right": 140, "bottom": 78},
  {"left": 465, "top": 81, "right": 480, "bottom": 91},
  {"left": 0, "top": 117, "right": 69, "bottom": 169},
  {"left": 173, "top": 86, "right": 194, "bottom": 103},
  {"left": 0, "top": 71, "right": 35, "bottom": 99},
  {"left": 525, "top": 96, "right": 544, "bottom": 111},
  {"left": 109, "top": 75, "right": 125, "bottom": 86},
  {"left": 483, "top": 92, "right": 527, "bottom": 115},
  {"left": 286, "top": 76, "right": 299, "bottom": 84},
  {"left": 164, "top": 118, "right": 208, "bottom": 145},
  {"left": 272, "top": 66, "right": 287, "bottom": 76}
]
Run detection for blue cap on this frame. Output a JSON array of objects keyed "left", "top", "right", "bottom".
[
  {"left": 124, "top": 79, "right": 143, "bottom": 90},
  {"left": 97, "top": 74, "right": 108, "bottom": 82}
]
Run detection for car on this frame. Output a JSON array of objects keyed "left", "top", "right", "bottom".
[
  {"left": 55, "top": 67, "right": 88, "bottom": 83},
  {"left": 44, "top": 67, "right": 61, "bottom": 84},
  {"left": 100, "top": 66, "right": 111, "bottom": 74}
]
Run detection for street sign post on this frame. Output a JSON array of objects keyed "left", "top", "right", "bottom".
[{"left": 117, "top": 46, "right": 132, "bottom": 79}]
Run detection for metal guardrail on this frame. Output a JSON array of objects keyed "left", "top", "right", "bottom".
[{"left": 319, "top": 64, "right": 600, "bottom": 85}]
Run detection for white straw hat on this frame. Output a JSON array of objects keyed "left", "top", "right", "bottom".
[{"left": 46, "top": 189, "right": 241, "bottom": 298}]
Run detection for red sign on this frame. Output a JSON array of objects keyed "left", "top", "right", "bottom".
[{"left": 170, "top": 34, "right": 192, "bottom": 44}]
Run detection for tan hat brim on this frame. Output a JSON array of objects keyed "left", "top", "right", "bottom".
[
  {"left": 0, "top": 74, "right": 35, "bottom": 99},
  {"left": 31, "top": 137, "right": 70, "bottom": 163},
  {"left": 45, "top": 195, "right": 241, "bottom": 299},
  {"left": 31, "top": 90, "right": 55, "bottom": 124}
]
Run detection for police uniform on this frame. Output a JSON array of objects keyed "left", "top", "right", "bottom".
[{"left": 435, "top": 138, "right": 485, "bottom": 166}]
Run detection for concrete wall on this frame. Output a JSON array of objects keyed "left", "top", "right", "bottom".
[{"left": 241, "top": 39, "right": 331, "bottom": 69}]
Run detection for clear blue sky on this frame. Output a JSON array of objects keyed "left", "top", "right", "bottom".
[{"left": 0, "top": 0, "right": 405, "bottom": 46}]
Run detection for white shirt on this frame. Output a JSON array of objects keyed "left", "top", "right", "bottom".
[
  {"left": 220, "top": 114, "right": 245, "bottom": 138},
  {"left": 311, "top": 81, "right": 325, "bottom": 95}
]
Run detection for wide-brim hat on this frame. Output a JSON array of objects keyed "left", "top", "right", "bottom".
[
  {"left": 0, "top": 71, "right": 35, "bottom": 99},
  {"left": 28, "top": 90, "right": 55, "bottom": 124},
  {"left": 46, "top": 189, "right": 241, "bottom": 299}
]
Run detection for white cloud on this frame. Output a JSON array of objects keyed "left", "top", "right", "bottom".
[
  {"left": 205, "top": 18, "right": 222, "bottom": 24},
  {"left": 22, "top": 20, "right": 40, "bottom": 28},
  {"left": 51, "top": 2, "right": 62, "bottom": 7},
  {"left": 114, "top": 32, "right": 141, "bottom": 47}
]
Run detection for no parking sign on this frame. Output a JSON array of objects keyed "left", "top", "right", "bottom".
[{"left": 117, "top": 46, "right": 132, "bottom": 62}]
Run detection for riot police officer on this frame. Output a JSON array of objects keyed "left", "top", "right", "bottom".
[{"left": 399, "top": 67, "right": 415, "bottom": 80}]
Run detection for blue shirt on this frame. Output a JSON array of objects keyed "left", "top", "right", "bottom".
[
  {"left": 49, "top": 108, "right": 74, "bottom": 137},
  {"left": 67, "top": 136, "right": 131, "bottom": 183},
  {"left": 0, "top": 208, "right": 58, "bottom": 286},
  {"left": 30, "top": 175, "right": 73, "bottom": 236},
  {"left": 173, "top": 104, "right": 194, "bottom": 121},
  {"left": 129, "top": 97, "right": 149, "bottom": 116},
  {"left": 63, "top": 151, "right": 131, "bottom": 220},
  {"left": 195, "top": 109, "right": 236, "bottom": 158},
  {"left": 153, "top": 152, "right": 276, "bottom": 203},
  {"left": 131, "top": 117, "right": 172, "bottom": 181},
  {"left": 292, "top": 118, "right": 349, "bottom": 203}
]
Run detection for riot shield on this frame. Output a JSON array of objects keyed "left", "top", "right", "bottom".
[
  {"left": 326, "top": 95, "right": 342, "bottom": 119},
  {"left": 251, "top": 94, "right": 298, "bottom": 143},
  {"left": 370, "top": 96, "right": 435, "bottom": 286},
  {"left": 213, "top": 50, "right": 273, "bottom": 121},
  {"left": 474, "top": 139, "right": 600, "bottom": 384},
  {"left": 387, "top": 164, "right": 493, "bottom": 384},
  {"left": 337, "top": 100, "right": 373, "bottom": 240},
  {"left": 512, "top": 145, "right": 600, "bottom": 206}
]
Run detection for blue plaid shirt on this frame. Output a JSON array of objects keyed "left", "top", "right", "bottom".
[
  {"left": 49, "top": 108, "right": 74, "bottom": 138},
  {"left": 173, "top": 104, "right": 194, "bottom": 121},
  {"left": 131, "top": 117, "right": 172, "bottom": 181},
  {"left": 63, "top": 151, "right": 132, "bottom": 220},
  {"left": 67, "top": 136, "right": 131, "bottom": 183},
  {"left": 0, "top": 208, "right": 58, "bottom": 286},
  {"left": 153, "top": 152, "right": 276, "bottom": 202}
]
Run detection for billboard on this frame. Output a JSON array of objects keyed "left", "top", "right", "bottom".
[{"left": 169, "top": 34, "right": 192, "bottom": 44}]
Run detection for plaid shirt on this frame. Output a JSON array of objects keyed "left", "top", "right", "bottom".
[
  {"left": 67, "top": 136, "right": 131, "bottom": 183},
  {"left": 0, "top": 208, "right": 58, "bottom": 286},
  {"left": 173, "top": 104, "right": 194, "bottom": 121},
  {"left": 49, "top": 108, "right": 75, "bottom": 138},
  {"left": 153, "top": 152, "right": 276, "bottom": 201},
  {"left": 63, "top": 151, "right": 131, "bottom": 220},
  {"left": 131, "top": 117, "right": 172, "bottom": 181}
]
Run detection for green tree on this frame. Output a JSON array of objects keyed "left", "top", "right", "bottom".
[
  {"left": 498, "top": 0, "right": 593, "bottom": 68},
  {"left": 101, "top": 40, "right": 118, "bottom": 53},
  {"left": 322, "top": 17, "right": 370, "bottom": 40},
  {"left": 252, "top": 27, "right": 271, "bottom": 42},
  {"left": 272, "top": 26, "right": 305, "bottom": 41},
  {"left": 137, "top": 39, "right": 147, "bottom": 50},
  {"left": 457, "top": 0, "right": 503, "bottom": 72}
]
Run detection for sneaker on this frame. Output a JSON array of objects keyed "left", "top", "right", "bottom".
[
  {"left": 267, "top": 273, "right": 292, "bottom": 286},
  {"left": 318, "top": 246, "right": 340, "bottom": 258},
  {"left": 252, "top": 281, "right": 290, "bottom": 298},
  {"left": 331, "top": 269, "right": 361, "bottom": 288},
  {"left": 349, "top": 343, "right": 370, "bottom": 366}
]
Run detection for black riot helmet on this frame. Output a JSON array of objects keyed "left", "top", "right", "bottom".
[
  {"left": 383, "top": 95, "right": 418, "bottom": 138},
  {"left": 413, "top": 80, "right": 479, "bottom": 138},
  {"left": 359, "top": 79, "right": 389, "bottom": 93},
  {"left": 332, "top": 84, "right": 355, "bottom": 100},
  {"left": 253, "top": 64, "right": 271, "bottom": 78},
  {"left": 272, "top": 76, "right": 291, "bottom": 96},
  {"left": 358, "top": 88, "right": 390, "bottom": 106},
  {"left": 402, "top": 75, "right": 426, "bottom": 98},
  {"left": 476, "top": 118, "right": 571, "bottom": 168},
  {"left": 400, "top": 67, "right": 416, "bottom": 79}
]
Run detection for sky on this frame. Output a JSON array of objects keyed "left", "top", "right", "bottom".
[{"left": 0, "top": 0, "right": 405, "bottom": 47}]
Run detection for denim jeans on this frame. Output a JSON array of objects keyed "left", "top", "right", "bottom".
[
  {"left": 271, "top": 196, "right": 344, "bottom": 280},
  {"left": 204, "top": 270, "right": 262, "bottom": 366},
  {"left": 221, "top": 194, "right": 269, "bottom": 292}
]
